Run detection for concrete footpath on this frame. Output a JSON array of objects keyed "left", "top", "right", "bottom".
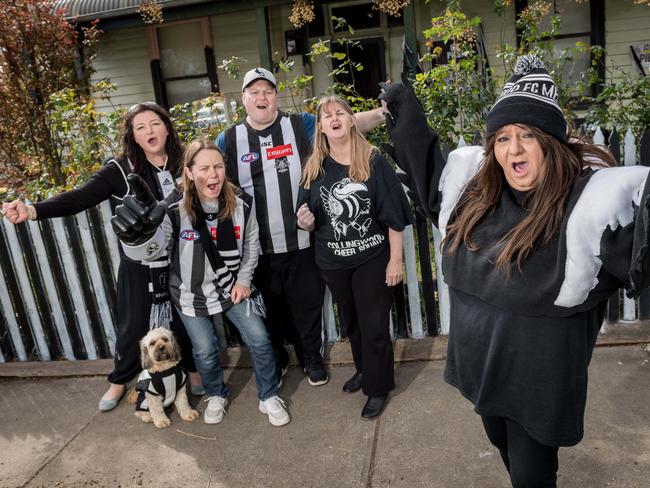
[{"left": 0, "top": 339, "right": 648, "bottom": 488}]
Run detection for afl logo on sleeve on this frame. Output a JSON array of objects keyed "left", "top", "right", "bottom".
[
  {"left": 241, "top": 152, "right": 259, "bottom": 163},
  {"left": 180, "top": 229, "right": 200, "bottom": 241}
]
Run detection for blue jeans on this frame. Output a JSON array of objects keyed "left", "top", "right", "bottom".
[{"left": 177, "top": 301, "right": 278, "bottom": 401}]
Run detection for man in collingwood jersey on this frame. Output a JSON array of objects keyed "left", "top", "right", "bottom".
[{"left": 217, "top": 67, "right": 386, "bottom": 387}]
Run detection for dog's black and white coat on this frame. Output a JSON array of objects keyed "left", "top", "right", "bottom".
[{"left": 135, "top": 364, "right": 187, "bottom": 412}]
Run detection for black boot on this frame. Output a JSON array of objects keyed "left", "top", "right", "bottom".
[
  {"left": 342, "top": 372, "right": 363, "bottom": 393},
  {"left": 361, "top": 395, "right": 387, "bottom": 419}
]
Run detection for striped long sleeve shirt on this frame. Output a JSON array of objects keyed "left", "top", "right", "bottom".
[{"left": 123, "top": 196, "right": 259, "bottom": 317}]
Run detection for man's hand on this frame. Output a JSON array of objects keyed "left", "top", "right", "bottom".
[
  {"left": 111, "top": 174, "right": 166, "bottom": 245},
  {"left": 2, "top": 200, "right": 34, "bottom": 223},
  {"left": 296, "top": 203, "right": 315, "bottom": 231},
  {"left": 231, "top": 283, "right": 251, "bottom": 304}
]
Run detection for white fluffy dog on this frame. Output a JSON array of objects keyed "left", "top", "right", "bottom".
[{"left": 132, "top": 327, "right": 200, "bottom": 428}]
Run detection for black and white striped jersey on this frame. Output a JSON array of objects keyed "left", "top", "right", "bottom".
[
  {"left": 220, "top": 112, "right": 314, "bottom": 255},
  {"left": 123, "top": 196, "right": 259, "bottom": 317}
]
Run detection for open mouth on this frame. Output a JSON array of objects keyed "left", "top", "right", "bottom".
[
  {"left": 256, "top": 104, "right": 268, "bottom": 110},
  {"left": 207, "top": 183, "right": 219, "bottom": 191},
  {"left": 331, "top": 122, "right": 342, "bottom": 130},
  {"left": 147, "top": 137, "right": 158, "bottom": 146},
  {"left": 512, "top": 161, "right": 528, "bottom": 175}
]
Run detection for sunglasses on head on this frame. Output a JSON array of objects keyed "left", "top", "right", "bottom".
[{"left": 127, "top": 101, "right": 160, "bottom": 113}]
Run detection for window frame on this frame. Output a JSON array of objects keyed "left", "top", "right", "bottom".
[{"left": 145, "top": 17, "right": 219, "bottom": 108}]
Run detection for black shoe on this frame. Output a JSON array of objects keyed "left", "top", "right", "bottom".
[
  {"left": 361, "top": 395, "right": 387, "bottom": 419},
  {"left": 342, "top": 372, "right": 363, "bottom": 393},
  {"left": 304, "top": 357, "right": 329, "bottom": 386}
]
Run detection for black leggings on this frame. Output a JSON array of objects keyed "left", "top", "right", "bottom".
[
  {"left": 320, "top": 248, "right": 395, "bottom": 396},
  {"left": 107, "top": 258, "right": 195, "bottom": 385},
  {"left": 481, "top": 416, "right": 559, "bottom": 488}
]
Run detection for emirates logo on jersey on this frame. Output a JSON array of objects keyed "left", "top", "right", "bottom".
[
  {"left": 180, "top": 229, "right": 200, "bottom": 241},
  {"left": 266, "top": 144, "right": 293, "bottom": 160}
]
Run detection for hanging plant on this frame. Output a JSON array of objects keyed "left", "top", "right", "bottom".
[
  {"left": 289, "top": 0, "right": 315, "bottom": 28},
  {"left": 138, "top": 0, "right": 164, "bottom": 24},
  {"left": 373, "top": 0, "right": 411, "bottom": 17}
]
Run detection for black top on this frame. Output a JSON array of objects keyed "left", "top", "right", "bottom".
[
  {"left": 33, "top": 158, "right": 173, "bottom": 218},
  {"left": 442, "top": 181, "right": 614, "bottom": 446},
  {"left": 33, "top": 157, "right": 179, "bottom": 263},
  {"left": 445, "top": 287, "right": 605, "bottom": 446},
  {"left": 297, "top": 152, "right": 412, "bottom": 270},
  {"left": 442, "top": 175, "right": 627, "bottom": 318}
]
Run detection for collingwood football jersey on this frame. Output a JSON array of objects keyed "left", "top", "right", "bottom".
[
  {"left": 221, "top": 112, "right": 313, "bottom": 255},
  {"left": 122, "top": 196, "right": 259, "bottom": 318}
]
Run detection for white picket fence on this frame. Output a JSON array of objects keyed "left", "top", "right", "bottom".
[{"left": 0, "top": 199, "right": 428, "bottom": 362}]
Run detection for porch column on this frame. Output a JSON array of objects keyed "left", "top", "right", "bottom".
[{"left": 256, "top": 7, "right": 272, "bottom": 70}]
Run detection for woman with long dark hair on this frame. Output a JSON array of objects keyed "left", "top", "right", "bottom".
[
  {"left": 381, "top": 55, "right": 650, "bottom": 486},
  {"left": 112, "top": 139, "right": 289, "bottom": 426},
  {"left": 2, "top": 102, "right": 201, "bottom": 411},
  {"left": 297, "top": 95, "right": 412, "bottom": 419}
]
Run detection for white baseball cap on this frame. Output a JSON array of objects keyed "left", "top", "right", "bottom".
[{"left": 242, "top": 67, "right": 277, "bottom": 92}]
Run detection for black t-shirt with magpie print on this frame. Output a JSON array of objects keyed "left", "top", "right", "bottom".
[{"left": 297, "top": 152, "right": 412, "bottom": 271}]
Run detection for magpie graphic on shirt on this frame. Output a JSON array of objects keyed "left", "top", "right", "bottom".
[
  {"left": 321, "top": 178, "right": 372, "bottom": 239},
  {"left": 274, "top": 156, "right": 290, "bottom": 173},
  {"left": 320, "top": 178, "right": 385, "bottom": 257}
]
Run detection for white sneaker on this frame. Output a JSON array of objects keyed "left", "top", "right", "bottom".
[
  {"left": 259, "top": 395, "right": 290, "bottom": 427},
  {"left": 204, "top": 396, "right": 227, "bottom": 424}
]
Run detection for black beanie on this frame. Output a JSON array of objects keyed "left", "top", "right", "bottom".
[{"left": 486, "top": 54, "right": 567, "bottom": 143}]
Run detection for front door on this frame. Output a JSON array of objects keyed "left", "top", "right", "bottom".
[{"left": 332, "top": 37, "right": 386, "bottom": 99}]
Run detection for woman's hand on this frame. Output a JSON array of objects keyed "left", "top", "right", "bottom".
[
  {"left": 2, "top": 200, "right": 34, "bottom": 223},
  {"left": 296, "top": 203, "right": 315, "bottom": 231},
  {"left": 385, "top": 258, "right": 403, "bottom": 287},
  {"left": 231, "top": 283, "right": 251, "bottom": 304},
  {"left": 386, "top": 229, "right": 404, "bottom": 287}
]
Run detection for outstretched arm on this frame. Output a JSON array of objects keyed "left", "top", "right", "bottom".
[
  {"left": 354, "top": 107, "right": 386, "bottom": 134},
  {"left": 2, "top": 162, "right": 127, "bottom": 223}
]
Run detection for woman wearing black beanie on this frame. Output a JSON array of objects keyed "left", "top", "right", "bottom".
[{"left": 381, "top": 55, "right": 650, "bottom": 487}]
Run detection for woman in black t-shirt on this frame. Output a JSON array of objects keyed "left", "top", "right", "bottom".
[
  {"left": 297, "top": 95, "right": 411, "bottom": 419},
  {"left": 2, "top": 103, "right": 201, "bottom": 411}
]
